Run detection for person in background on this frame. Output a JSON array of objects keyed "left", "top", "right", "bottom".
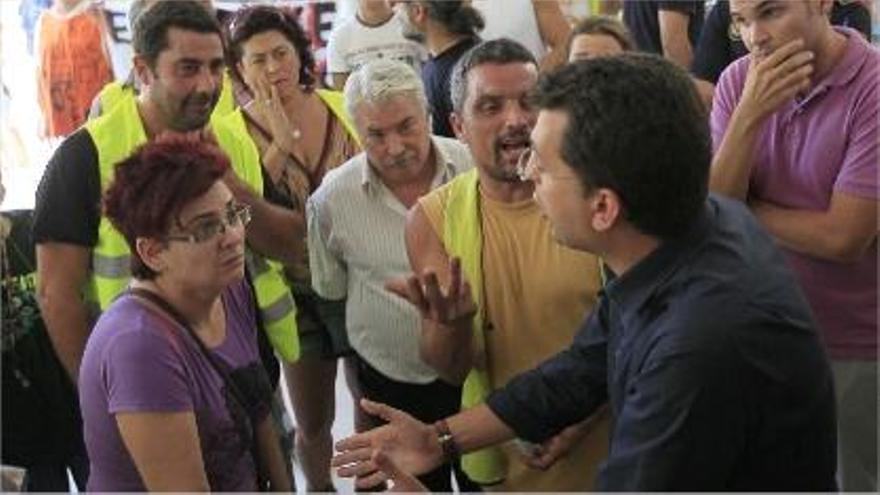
[
  {"left": 307, "top": 59, "right": 474, "bottom": 491},
  {"left": 19, "top": 0, "right": 52, "bottom": 55},
  {"left": 472, "top": 0, "right": 572, "bottom": 71},
  {"left": 710, "top": 0, "right": 878, "bottom": 490},
  {"left": 35, "top": 0, "right": 114, "bottom": 137},
  {"left": 567, "top": 15, "right": 634, "bottom": 61},
  {"left": 623, "top": 0, "right": 705, "bottom": 68},
  {"left": 691, "top": 0, "right": 872, "bottom": 108},
  {"left": 327, "top": 0, "right": 427, "bottom": 90},
  {"left": 391, "top": 0, "right": 484, "bottom": 137},
  {"left": 80, "top": 137, "right": 291, "bottom": 492},
  {"left": 222, "top": 5, "right": 362, "bottom": 491}
]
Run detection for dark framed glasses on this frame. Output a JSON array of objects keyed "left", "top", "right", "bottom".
[{"left": 165, "top": 203, "right": 251, "bottom": 244}]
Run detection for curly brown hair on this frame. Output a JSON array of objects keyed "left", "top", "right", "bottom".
[{"left": 225, "top": 5, "right": 317, "bottom": 93}]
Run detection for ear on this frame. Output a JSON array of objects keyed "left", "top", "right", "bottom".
[
  {"left": 135, "top": 237, "right": 167, "bottom": 274},
  {"left": 588, "top": 188, "right": 624, "bottom": 233},
  {"left": 132, "top": 55, "right": 154, "bottom": 89},
  {"left": 450, "top": 112, "right": 467, "bottom": 142},
  {"left": 411, "top": 3, "right": 427, "bottom": 24}
]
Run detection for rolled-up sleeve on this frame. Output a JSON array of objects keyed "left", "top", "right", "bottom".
[
  {"left": 307, "top": 193, "right": 348, "bottom": 300},
  {"left": 486, "top": 311, "right": 609, "bottom": 442}
]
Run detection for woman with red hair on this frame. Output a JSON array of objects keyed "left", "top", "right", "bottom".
[{"left": 77, "top": 137, "right": 291, "bottom": 491}]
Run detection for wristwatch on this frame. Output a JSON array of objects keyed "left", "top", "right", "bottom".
[{"left": 433, "top": 419, "right": 460, "bottom": 462}]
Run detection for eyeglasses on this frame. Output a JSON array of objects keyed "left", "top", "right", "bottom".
[
  {"left": 165, "top": 204, "right": 251, "bottom": 244},
  {"left": 516, "top": 147, "right": 581, "bottom": 183}
]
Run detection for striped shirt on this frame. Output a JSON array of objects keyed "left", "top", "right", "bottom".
[{"left": 307, "top": 136, "right": 473, "bottom": 383}]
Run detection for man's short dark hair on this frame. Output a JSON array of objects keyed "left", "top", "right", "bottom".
[
  {"left": 133, "top": 0, "right": 222, "bottom": 68},
  {"left": 532, "top": 54, "right": 710, "bottom": 239},
  {"left": 421, "top": 1, "right": 484, "bottom": 38},
  {"left": 449, "top": 38, "right": 537, "bottom": 114}
]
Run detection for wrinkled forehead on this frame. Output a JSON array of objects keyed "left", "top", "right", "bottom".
[
  {"left": 358, "top": 94, "right": 427, "bottom": 129},
  {"left": 467, "top": 62, "right": 539, "bottom": 101}
]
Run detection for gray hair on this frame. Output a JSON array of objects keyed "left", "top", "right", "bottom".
[
  {"left": 449, "top": 38, "right": 537, "bottom": 115},
  {"left": 344, "top": 59, "right": 429, "bottom": 120}
]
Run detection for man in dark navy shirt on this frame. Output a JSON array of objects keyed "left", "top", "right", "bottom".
[{"left": 330, "top": 54, "right": 837, "bottom": 491}]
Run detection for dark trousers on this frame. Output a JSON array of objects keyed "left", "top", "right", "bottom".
[{"left": 354, "top": 355, "right": 481, "bottom": 492}]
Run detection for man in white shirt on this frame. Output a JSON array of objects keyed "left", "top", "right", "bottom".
[{"left": 306, "top": 59, "right": 472, "bottom": 492}]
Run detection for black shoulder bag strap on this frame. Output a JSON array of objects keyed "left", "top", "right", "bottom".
[{"left": 127, "top": 287, "right": 269, "bottom": 490}]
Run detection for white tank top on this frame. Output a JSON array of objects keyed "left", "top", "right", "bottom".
[{"left": 472, "top": 0, "right": 546, "bottom": 61}]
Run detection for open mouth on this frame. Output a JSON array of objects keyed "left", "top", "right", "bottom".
[{"left": 497, "top": 137, "right": 529, "bottom": 163}]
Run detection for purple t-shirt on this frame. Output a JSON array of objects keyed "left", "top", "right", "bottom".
[
  {"left": 711, "top": 27, "right": 878, "bottom": 359},
  {"left": 79, "top": 279, "right": 262, "bottom": 491}
]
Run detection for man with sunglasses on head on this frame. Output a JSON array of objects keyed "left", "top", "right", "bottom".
[
  {"left": 390, "top": 38, "right": 609, "bottom": 491},
  {"left": 33, "top": 0, "right": 302, "bottom": 407}
]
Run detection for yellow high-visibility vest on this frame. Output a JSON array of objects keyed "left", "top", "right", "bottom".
[
  {"left": 442, "top": 169, "right": 507, "bottom": 485},
  {"left": 84, "top": 92, "right": 300, "bottom": 362}
]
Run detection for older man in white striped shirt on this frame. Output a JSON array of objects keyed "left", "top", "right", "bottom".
[{"left": 306, "top": 59, "right": 473, "bottom": 492}]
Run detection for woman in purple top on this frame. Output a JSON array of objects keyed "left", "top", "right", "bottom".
[{"left": 78, "top": 138, "right": 292, "bottom": 491}]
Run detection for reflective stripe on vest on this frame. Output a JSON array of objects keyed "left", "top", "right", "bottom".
[
  {"left": 442, "top": 169, "right": 507, "bottom": 485},
  {"left": 84, "top": 92, "right": 300, "bottom": 362}
]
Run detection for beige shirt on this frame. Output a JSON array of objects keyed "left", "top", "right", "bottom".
[
  {"left": 420, "top": 182, "right": 608, "bottom": 491},
  {"left": 307, "top": 136, "right": 473, "bottom": 383}
]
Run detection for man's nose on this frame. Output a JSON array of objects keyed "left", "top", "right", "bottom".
[
  {"left": 503, "top": 101, "right": 531, "bottom": 130},
  {"left": 195, "top": 67, "right": 219, "bottom": 94},
  {"left": 386, "top": 133, "right": 405, "bottom": 156}
]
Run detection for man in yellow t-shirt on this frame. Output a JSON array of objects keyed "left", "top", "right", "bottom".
[{"left": 397, "top": 38, "right": 609, "bottom": 491}]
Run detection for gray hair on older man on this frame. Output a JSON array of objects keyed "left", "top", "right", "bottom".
[{"left": 343, "top": 59, "right": 429, "bottom": 123}]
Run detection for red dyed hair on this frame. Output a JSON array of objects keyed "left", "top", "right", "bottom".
[{"left": 103, "top": 137, "right": 231, "bottom": 279}]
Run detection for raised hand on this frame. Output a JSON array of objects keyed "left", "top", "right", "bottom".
[
  {"left": 385, "top": 257, "right": 477, "bottom": 326},
  {"left": 247, "top": 72, "right": 300, "bottom": 155},
  {"left": 738, "top": 38, "right": 814, "bottom": 124},
  {"left": 331, "top": 399, "right": 444, "bottom": 490}
]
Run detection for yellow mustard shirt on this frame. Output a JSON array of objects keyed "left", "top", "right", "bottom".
[{"left": 420, "top": 184, "right": 610, "bottom": 491}]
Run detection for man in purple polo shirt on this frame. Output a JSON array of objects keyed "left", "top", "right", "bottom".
[{"left": 709, "top": 0, "right": 878, "bottom": 491}]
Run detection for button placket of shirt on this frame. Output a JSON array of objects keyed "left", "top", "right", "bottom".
[{"left": 602, "top": 295, "right": 631, "bottom": 412}]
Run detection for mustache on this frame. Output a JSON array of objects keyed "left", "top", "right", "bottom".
[
  {"left": 184, "top": 91, "right": 219, "bottom": 108},
  {"left": 493, "top": 128, "right": 531, "bottom": 151},
  {"left": 388, "top": 151, "right": 416, "bottom": 168}
]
